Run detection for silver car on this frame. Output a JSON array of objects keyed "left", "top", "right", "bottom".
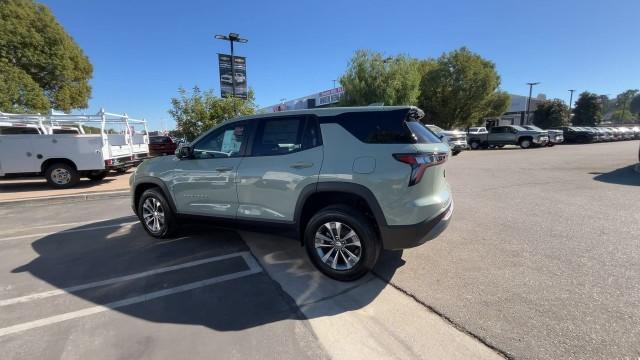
[{"left": 130, "top": 106, "right": 453, "bottom": 281}]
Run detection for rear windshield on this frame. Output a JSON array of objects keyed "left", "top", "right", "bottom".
[
  {"left": 0, "top": 127, "right": 40, "bottom": 134},
  {"left": 150, "top": 136, "right": 172, "bottom": 144},
  {"left": 325, "top": 109, "right": 440, "bottom": 144},
  {"left": 406, "top": 121, "right": 442, "bottom": 144},
  {"left": 52, "top": 129, "right": 79, "bottom": 134}
]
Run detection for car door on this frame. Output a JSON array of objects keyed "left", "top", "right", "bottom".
[
  {"left": 170, "top": 121, "right": 251, "bottom": 218},
  {"left": 235, "top": 115, "right": 323, "bottom": 223},
  {"left": 489, "top": 127, "right": 508, "bottom": 143}
]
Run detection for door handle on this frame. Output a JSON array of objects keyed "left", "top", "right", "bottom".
[
  {"left": 290, "top": 162, "right": 313, "bottom": 169},
  {"left": 215, "top": 166, "right": 233, "bottom": 172}
]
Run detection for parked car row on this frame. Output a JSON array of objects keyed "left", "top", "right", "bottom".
[
  {"left": 430, "top": 124, "right": 639, "bottom": 155},
  {"left": 553, "top": 126, "right": 639, "bottom": 143}
]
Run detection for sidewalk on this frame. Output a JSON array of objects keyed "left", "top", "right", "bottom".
[{"left": 0, "top": 170, "right": 131, "bottom": 204}]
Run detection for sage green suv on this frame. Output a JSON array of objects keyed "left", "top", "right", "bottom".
[{"left": 130, "top": 106, "right": 453, "bottom": 281}]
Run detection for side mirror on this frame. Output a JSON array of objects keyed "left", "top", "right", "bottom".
[
  {"left": 438, "top": 134, "right": 444, "bottom": 140},
  {"left": 176, "top": 145, "right": 193, "bottom": 159}
]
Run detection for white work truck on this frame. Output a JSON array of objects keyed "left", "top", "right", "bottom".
[{"left": 0, "top": 109, "right": 149, "bottom": 188}]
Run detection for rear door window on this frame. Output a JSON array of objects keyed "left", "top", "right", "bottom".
[{"left": 251, "top": 116, "right": 304, "bottom": 156}]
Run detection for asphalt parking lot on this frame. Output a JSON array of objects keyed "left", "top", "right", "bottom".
[{"left": 0, "top": 140, "right": 638, "bottom": 359}]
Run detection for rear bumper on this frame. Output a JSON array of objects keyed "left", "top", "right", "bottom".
[{"left": 379, "top": 199, "right": 453, "bottom": 250}]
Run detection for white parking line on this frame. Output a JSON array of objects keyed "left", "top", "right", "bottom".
[
  {"left": 0, "top": 221, "right": 140, "bottom": 242},
  {"left": 0, "top": 252, "right": 262, "bottom": 337},
  {"left": 0, "top": 217, "right": 137, "bottom": 236},
  {"left": 0, "top": 252, "right": 254, "bottom": 307}
]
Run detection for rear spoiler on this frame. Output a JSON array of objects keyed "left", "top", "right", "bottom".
[{"left": 407, "top": 107, "right": 425, "bottom": 121}]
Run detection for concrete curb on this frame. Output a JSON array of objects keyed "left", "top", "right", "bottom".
[{"left": 0, "top": 190, "right": 129, "bottom": 208}]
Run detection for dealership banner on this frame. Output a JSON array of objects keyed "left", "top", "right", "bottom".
[{"left": 218, "top": 54, "right": 247, "bottom": 99}]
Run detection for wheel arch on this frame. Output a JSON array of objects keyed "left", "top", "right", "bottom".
[
  {"left": 132, "top": 177, "right": 177, "bottom": 215},
  {"left": 294, "top": 182, "right": 387, "bottom": 245},
  {"left": 41, "top": 158, "right": 77, "bottom": 174}
]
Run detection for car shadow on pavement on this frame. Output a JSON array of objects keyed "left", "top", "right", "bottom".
[
  {"left": 591, "top": 165, "right": 640, "bottom": 186},
  {"left": 11, "top": 217, "right": 402, "bottom": 332}
]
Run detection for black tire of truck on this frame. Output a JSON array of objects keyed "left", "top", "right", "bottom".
[
  {"left": 87, "top": 170, "right": 109, "bottom": 181},
  {"left": 519, "top": 137, "right": 532, "bottom": 149},
  {"left": 45, "top": 163, "right": 80, "bottom": 189}
]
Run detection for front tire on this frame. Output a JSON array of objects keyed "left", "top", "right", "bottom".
[
  {"left": 519, "top": 138, "right": 532, "bottom": 149},
  {"left": 138, "top": 188, "right": 177, "bottom": 238},
  {"left": 45, "top": 163, "right": 80, "bottom": 189},
  {"left": 304, "top": 205, "right": 380, "bottom": 281},
  {"left": 469, "top": 140, "right": 481, "bottom": 150}
]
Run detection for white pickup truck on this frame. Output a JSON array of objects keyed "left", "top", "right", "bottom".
[{"left": 0, "top": 109, "right": 149, "bottom": 188}]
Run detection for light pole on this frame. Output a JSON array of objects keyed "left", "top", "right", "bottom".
[
  {"left": 568, "top": 89, "right": 576, "bottom": 123},
  {"left": 525, "top": 82, "right": 540, "bottom": 124},
  {"left": 620, "top": 96, "right": 630, "bottom": 122},
  {"left": 214, "top": 32, "right": 248, "bottom": 98},
  {"left": 332, "top": 79, "right": 337, "bottom": 89}
]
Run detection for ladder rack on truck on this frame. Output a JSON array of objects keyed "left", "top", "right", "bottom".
[{"left": 0, "top": 109, "right": 150, "bottom": 188}]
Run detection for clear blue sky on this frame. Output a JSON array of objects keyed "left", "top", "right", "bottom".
[{"left": 42, "top": 0, "right": 640, "bottom": 130}]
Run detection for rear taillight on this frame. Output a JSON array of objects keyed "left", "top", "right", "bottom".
[
  {"left": 393, "top": 152, "right": 448, "bottom": 186},
  {"left": 105, "top": 159, "right": 113, "bottom": 166}
]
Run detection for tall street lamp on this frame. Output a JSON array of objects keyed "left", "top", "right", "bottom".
[
  {"left": 214, "top": 32, "right": 248, "bottom": 98},
  {"left": 525, "top": 82, "right": 540, "bottom": 124},
  {"left": 568, "top": 89, "right": 576, "bottom": 123}
]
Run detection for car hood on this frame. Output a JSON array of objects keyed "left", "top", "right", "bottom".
[
  {"left": 135, "top": 155, "right": 180, "bottom": 178},
  {"left": 520, "top": 130, "right": 547, "bottom": 136},
  {"left": 441, "top": 130, "right": 466, "bottom": 136}
]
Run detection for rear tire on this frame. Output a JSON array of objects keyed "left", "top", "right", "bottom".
[
  {"left": 304, "top": 205, "right": 380, "bottom": 281},
  {"left": 138, "top": 188, "right": 177, "bottom": 238},
  {"left": 45, "top": 163, "right": 80, "bottom": 189},
  {"left": 86, "top": 170, "right": 108, "bottom": 181}
]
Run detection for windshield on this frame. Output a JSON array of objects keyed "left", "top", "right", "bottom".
[
  {"left": 511, "top": 125, "right": 527, "bottom": 131},
  {"left": 525, "top": 125, "right": 543, "bottom": 131}
]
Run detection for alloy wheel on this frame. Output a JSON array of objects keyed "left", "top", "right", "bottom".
[
  {"left": 314, "top": 222, "right": 362, "bottom": 271},
  {"left": 142, "top": 197, "right": 165, "bottom": 233}
]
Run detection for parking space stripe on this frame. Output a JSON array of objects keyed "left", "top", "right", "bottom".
[
  {"left": 0, "top": 252, "right": 254, "bottom": 307},
  {"left": 0, "top": 221, "right": 139, "bottom": 242},
  {"left": 0, "top": 216, "right": 137, "bottom": 236},
  {"left": 0, "top": 263, "right": 262, "bottom": 338}
]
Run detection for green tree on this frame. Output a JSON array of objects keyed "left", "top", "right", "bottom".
[
  {"left": 0, "top": 59, "right": 50, "bottom": 113},
  {"left": 0, "top": 0, "right": 92, "bottom": 113},
  {"left": 417, "top": 47, "right": 510, "bottom": 129},
  {"left": 339, "top": 50, "right": 425, "bottom": 106},
  {"left": 572, "top": 92, "right": 602, "bottom": 126},
  {"left": 533, "top": 99, "right": 569, "bottom": 128},
  {"left": 168, "top": 86, "right": 257, "bottom": 141},
  {"left": 613, "top": 89, "right": 639, "bottom": 123},
  {"left": 630, "top": 94, "right": 640, "bottom": 117}
]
